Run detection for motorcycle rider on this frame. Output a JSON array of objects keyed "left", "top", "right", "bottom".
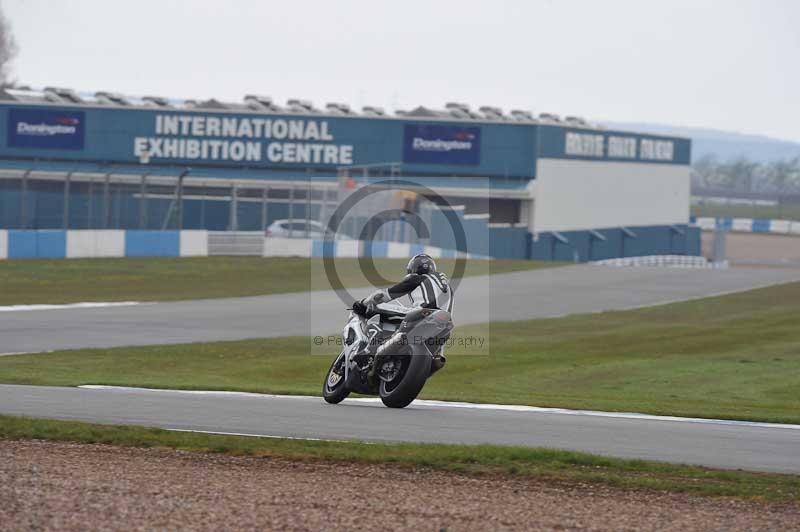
[{"left": 352, "top": 253, "right": 452, "bottom": 371}]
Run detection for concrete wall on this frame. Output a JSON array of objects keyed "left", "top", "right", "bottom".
[{"left": 533, "top": 159, "right": 690, "bottom": 233}]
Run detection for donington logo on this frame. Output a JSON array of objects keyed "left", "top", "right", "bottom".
[
  {"left": 403, "top": 124, "right": 481, "bottom": 165},
  {"left": 16, "top": 118, "right": 79, "bottom": 136},
  {"left": 7, "top": 109, "right": 85, "bottom": 150},
  {"left": 412, "top": 136, "right": 473, "bottom": 152}
]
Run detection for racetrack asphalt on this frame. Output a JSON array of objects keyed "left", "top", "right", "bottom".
[
  {"left": 2, "top": 264, "right": 799, "bottom": 354},
  {"left": 1, "top": 384, "right": 799, "bottom": 474}
]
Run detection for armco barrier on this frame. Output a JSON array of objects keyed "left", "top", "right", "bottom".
[{"left": 694, "top": 217, "right": 800, "bottom": 235}]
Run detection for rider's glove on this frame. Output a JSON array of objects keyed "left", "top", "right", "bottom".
[{"left": 352, "top": 300, "right": 368, "bottom": 315}]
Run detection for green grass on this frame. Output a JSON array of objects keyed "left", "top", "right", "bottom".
[
  {"left": 0, "top": 256, "right": 557, "bottom": 305},
  {"left": 2, "top": 415, "right": 798, "bottom": 501},
  {"left": 1, "top": 282, "right": 799, "bottom": 423},
  {"left": 692, "top": 203, "right": 800, "bottom": 222}
]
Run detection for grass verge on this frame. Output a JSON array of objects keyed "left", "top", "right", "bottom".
[
  {"left": 1, "top": 282, "right": 799, "bottom": 424},
  {"left": 0, "top": 256, "right": 557, "bottom": 305},
  {"left": 1, "top": 414, "right": 798, "bottom": 501}
]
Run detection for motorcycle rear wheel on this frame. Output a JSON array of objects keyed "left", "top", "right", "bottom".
[
  {"left": 323, "top": 351, "right": 350, "bottom": 404},
  {"left": 379, "top": 350, "right": 431, "bottom": 408}
]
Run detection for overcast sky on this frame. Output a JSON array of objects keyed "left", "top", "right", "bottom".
[{"left": 4, "top": 0, "right": 799, "bottom": 141}]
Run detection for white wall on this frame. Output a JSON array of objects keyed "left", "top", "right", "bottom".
[
  {"left": 532, "top": 159, "right": 690, "bottom": 233},
  {"left": 264, "top": 237, "right": 313, "bottom": 257},
  {"left": 66, "top": 230, "right": 125, "bottom": 258},
  {"left": 0, "top": 230, "right": 7, "bottom": 259},
  {"left": 179, "top": 230, "right": 209, "bottom": 257}
]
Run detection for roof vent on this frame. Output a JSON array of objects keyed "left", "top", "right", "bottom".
[
  {"left": 94, "top": 91, "right": 130, "bottom": 106},
  {"left": 510, "top": 110, "right": 536, "bottom": 122},
  {"left": 44, "top": 86, "right": 83, "bottom": 103},
  {"left": 325, "top": 102, "right": 355, "bottom": 115},
  {"left": 479, "top": 106, "right": 506, "bottom": 120},
  {"left": 564, "top": 115, "right": 587, "bottom": 126},
  {"left": 244, "top": 94, "right": 279, "bottom": 111},
  {"left": 362, "top": 106, "right": 386, "bottom": 116},
  {"left": 287, "top": 98, "right": 316, "bottom": 113},
  {"left": 142, "top": 95, "right": 171, "bottom": 107}
]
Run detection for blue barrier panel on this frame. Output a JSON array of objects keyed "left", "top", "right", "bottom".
[
  {"left": 686, "top": 226, "right": 701, "bottom": 256},
  {"left": 531, "top": 224, "right": 700, "bottom": 262},
  {"left": 363, "top": 240, "right": 389, "bottom": 258},
  {"left": 409, "top": 243, "right": 425, "bottom": 256},
  {"left": 7, "top": 230, "right": 37, "bottom": 258},
  {"left": 716, "top": 217, "right": 733, "bottom": 230},
  {"left": 7, "top": 230, "right": 66, "bottom": 258},
  {"left": 312, "top": 239, "right": 336, "bottom": 257},
  {"left": 752, "top": 219, "right": 771, "bottom": 233},
  {"left": 125, "top": 230, "right": 180, "bottom": 257},
  {"left": 36, "top": 230, "right": 67, "bottom": 258},
  {"left": 668, "top": 225, "right": 688, "bottom": 254},
  {"left": 462, "top": 218, "right": 490, "bottom": 257},
  {"left": 489, "top": 227, "right": 529, "bottom": 259}
]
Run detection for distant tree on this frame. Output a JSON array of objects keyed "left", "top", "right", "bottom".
[
  {"left": 766, "top": 158, "right": 795, "bottom": 194},
  {"left": 0, "top": 1, "right": 16, "bottom": 86},
  {"left": 720, "top": 157, "right": 760, "bottom": 192},
  {"left": 691, "top": 154, "right": 719, "bottom": 188}
]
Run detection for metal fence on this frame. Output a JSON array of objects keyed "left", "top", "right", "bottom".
[
  {"left": 0, "top": 164, "right": 438, "bottom": 247},
  {"left": 691, "top": 187, "right": 800, "bottom": 221}
]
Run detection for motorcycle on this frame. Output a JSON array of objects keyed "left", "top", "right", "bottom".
[{"left": 322, "top": 302, "right": 453, "bottom": 408}]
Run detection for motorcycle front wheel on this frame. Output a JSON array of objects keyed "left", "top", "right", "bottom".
[
  {"left": 378, "top": 348, "right": 431, "bottom": 408},
  {"left": 323, "top": 351, "right": 350, "bottom": 404}
]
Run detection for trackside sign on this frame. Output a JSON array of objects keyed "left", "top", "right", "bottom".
[
  {"left": 403, "top": 124, "right": 481, "bottom": 165},
  {"left": 7, "top": 108, "right": 85, "bottom": 150},
  {"left": 133, "top": 114, "right": 354, "bottom": 165}
]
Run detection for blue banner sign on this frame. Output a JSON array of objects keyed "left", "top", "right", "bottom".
[
  {"left": 7, "top": 108, "right": 85, "bottom": 150},
  {"left": 403, "top": 124, "right": 481, "bottom": 165}
]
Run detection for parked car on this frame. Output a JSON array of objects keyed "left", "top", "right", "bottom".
[{"left": 266, "top": 219, "right": 352, "bottom": 240}]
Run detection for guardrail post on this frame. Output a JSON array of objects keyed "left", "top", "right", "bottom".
[
  {"left": 139, "top": 174, "right": 148, "bottom": 229},
  {"left": 63, "top": 171, "right": 72, "bottom": 229},
  {"left": 288, "top": 186, "right": 295, "bottom": 238},
  {"left": 20, "top": 169, "right": 30, "bottom": 229},
  {"left": 103, "top": 172, "right": 111, "bottom": 229},
  {"left": 228, "top": 184, "right": 239, "bottom": 231},
  {"left": 261, "top": 186, "right": 269, "bottom": 232},
  {"left": 305, "top": 182, "right": 311, "bottom": 238}
]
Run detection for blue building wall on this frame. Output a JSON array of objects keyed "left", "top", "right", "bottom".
[
  {"left": 0, "top": 103, "right": 690, "bottom": 179},
  {"left": 0, "top": 103, "right": 540, "bottom": 179},
  {"left": 0, "top": 102, "right": 696, "bottom": 261},
  {"left": 530, "top": 225, "right": 700, "bottom": 261}
]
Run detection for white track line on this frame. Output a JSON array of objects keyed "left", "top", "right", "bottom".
[
  {"left": 166, "top": 428, "right": 353, "bottom": 443},
  {"left": 0, "top": 302, "right": 141, "bottom": 312},
  {"left": 78, "top": 385, "right": 800, "bottom": 431}
]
